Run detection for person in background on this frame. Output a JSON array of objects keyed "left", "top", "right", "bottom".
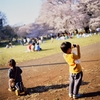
[
  {"left": 27, "top": 43, "right": 35, "bottom": 52},
  {"left": 35, "top": 43, "right": 42, "bottom": 51}
]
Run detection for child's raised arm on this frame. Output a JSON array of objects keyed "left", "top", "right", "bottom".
[{"left": 76, "top": 45, "right": 81, "bottom": 58}]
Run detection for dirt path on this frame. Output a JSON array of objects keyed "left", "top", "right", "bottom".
[{"left": 0, "top": 42, "right": 100, "bottom": 100}]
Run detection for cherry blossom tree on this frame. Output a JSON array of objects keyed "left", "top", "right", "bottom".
[{"left": 17, "top": 0, "right": 100, "bottom": 37}]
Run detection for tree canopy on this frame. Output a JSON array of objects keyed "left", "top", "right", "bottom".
[{"left": 13, "top": 0, "right": 100, "bottom": 37}]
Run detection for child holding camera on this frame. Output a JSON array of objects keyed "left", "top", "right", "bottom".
[{"left": 60, "top": 42, "right": 83, "bottom": 99}]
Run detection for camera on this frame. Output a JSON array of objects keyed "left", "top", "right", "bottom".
[{"left": 73, "top": 44, "right": 76, "bottom": 47}]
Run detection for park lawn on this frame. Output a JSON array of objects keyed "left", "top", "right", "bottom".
[{"left": 0, "top": 35, "right": 100, "bottom": 67}]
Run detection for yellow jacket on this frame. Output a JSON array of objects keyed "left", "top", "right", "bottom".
[{"left": 63, "top": 53, "right": 82, "bottom": 73}]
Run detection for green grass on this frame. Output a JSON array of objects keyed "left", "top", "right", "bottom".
[{"left": 0, "top": 35, "right": 100, "bottom": 67}]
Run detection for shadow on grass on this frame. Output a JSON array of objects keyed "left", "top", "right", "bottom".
[
  {"left": 26, "top": 83, "right": 100, "bottom": 99},
  {"left": 0, "top": 62, "right": 66, "bottom": 70},
  {"left": 20, "top": 59, "right": 100, "bottom": 69},
  {"left": 41, "top": 48, "right": 54, "bottom": 51},
  {"left": 26, "top": 81, "right": 89, "bottom": 95},
  {"left": 82, "top": 59, "right": 100, "bottom": 62},
  {"left": 81, "top": 81, "right": 89, "bottom": 85},
  {"left": 22, "top": 62, "right": 66, "bottom": 68},
  {"left": 82, "top": 91, "right": 100, "bottom": 98},
  {"left": 20, "top": 59, "right": 99, "bottom": 68},
  {"left": 0, "top": 59, "right": 99, "bottom": 70},
  {"left": 26, "top": 84, "right": 68, "bottom": 94},
  {"left": 0, "top": 67, "right": 9, "bottom": 70}
]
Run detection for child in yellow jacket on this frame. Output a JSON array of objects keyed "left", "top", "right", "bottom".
[{"left": 60, "top": 42, "right": 83, "bottom": 99}]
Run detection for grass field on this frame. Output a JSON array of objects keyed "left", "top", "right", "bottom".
[{"left": 0, "top": 35, "right": 100, "bottom": 67}]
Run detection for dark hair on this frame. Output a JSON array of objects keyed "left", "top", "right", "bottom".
[
  {"left": 8, "top": 59, "right": 16, "bottom": 69},
  {"left": 60, "top": 42, "right": 71, "bottom": 53},
  {"left": 37, "top": 43, "right": 39, "bottom": 45},
  {"left": 32, "top": 42, "right": 35, "bottom": 46}
]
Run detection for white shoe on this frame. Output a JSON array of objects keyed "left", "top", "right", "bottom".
[
  {"left": 8, "top": 88, "right": 12, "bottom": 92},
  {"left": 73, "top": 94, "right": 82, "bottom": 99},
  {"left": 69, "top": 94, "right": 73, "bottom": 98}
]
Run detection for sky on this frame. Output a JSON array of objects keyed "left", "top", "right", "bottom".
[{"left": 0, "top": 0, "right": 43, "bottom": 25}]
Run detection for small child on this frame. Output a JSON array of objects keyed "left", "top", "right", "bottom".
[
  {"left": 27, "top": 42, "right": 35, "bottom": 52},
  {"left": 8, "top": 59, "right": 23, "bottom": 92},
  {"left": 60, "top": 42, "right": 83, "bottom": 99},
  {"left": 35, "top": 43, "right": 42, "bottom": 51}
]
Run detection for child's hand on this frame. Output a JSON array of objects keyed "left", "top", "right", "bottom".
[
  {"left": 73, "top": 44, "right": 79, "bottom": 48},
  {"left": 73, "top": 44, "right": 77, "bottom": 48},
  {"left": 76, "top": 45, "right": 79, "bottom": 48}
]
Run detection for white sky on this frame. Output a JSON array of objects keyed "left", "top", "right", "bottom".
[{"left": 0, "top": 0, "right": 43, "bottom": 25}]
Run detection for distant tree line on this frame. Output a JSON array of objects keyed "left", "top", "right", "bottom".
[{"left": 0, "top": 11, "right": 18, "bottom": 42}]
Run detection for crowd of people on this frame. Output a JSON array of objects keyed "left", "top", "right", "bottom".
[
  {"left": 27, "top": 42, "right": 42, "bottom": 52},
  {"left": 5, "top": 27, "right": 100, "bottom": 51},
  {"left": 24, "top": 37, "right": 42, "bottom": 52},
  {"left": 5, "top": 36, "right": 42, "bottom": 53}
]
